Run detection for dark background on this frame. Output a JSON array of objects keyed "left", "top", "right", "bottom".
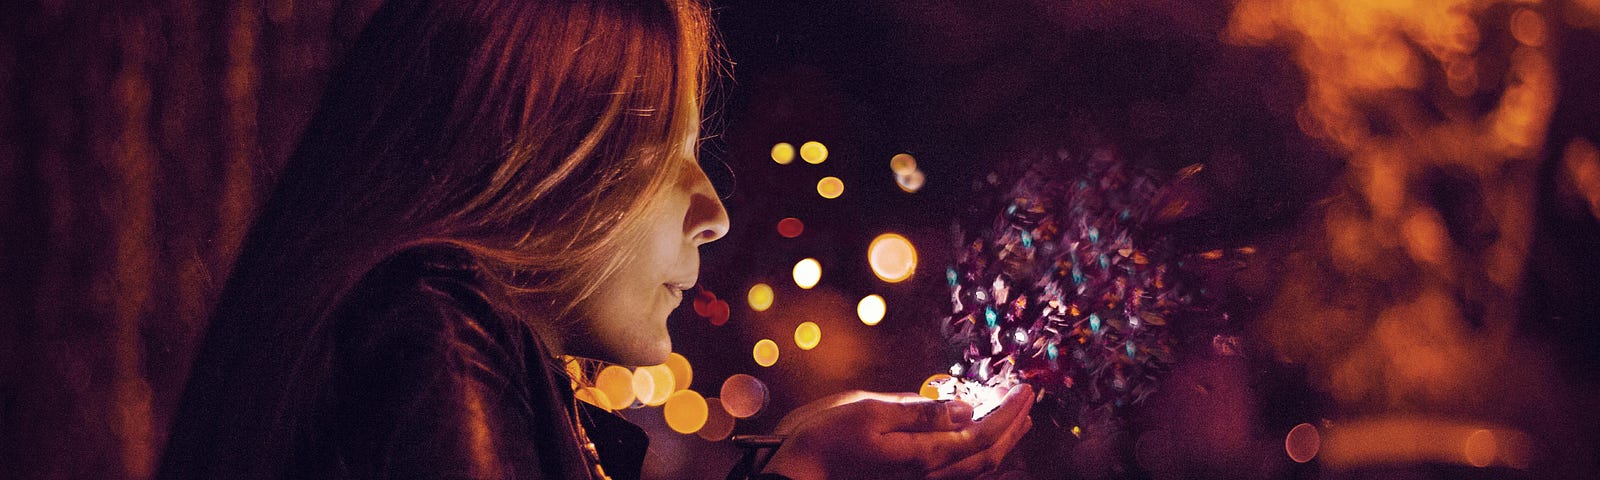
[{"left": 4, "top": 1, "right": 1598, "bottom": 479}]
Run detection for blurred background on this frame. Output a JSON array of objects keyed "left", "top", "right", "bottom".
[{"left": 3, "top": 0, "right": 1598, "bottom": 479}]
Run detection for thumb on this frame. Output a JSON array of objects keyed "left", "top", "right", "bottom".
[{"left": 868, "top": 399, "right": 970, "bottom": 433}]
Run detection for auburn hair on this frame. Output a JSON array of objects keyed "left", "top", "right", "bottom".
[{"left": 161, "top": 0, "right": 718, "bottom": 475}]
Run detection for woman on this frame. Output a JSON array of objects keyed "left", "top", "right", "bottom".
[{"left": 156, "top": 0, "right": 1032, "bottom": 478}]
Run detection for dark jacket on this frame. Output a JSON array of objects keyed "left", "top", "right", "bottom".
[{"left": 158, "top": 246, "right": 647, "bottom": 479}]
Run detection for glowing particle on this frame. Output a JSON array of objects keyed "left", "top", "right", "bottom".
[
  {"left": 890, "top": 153, "right": 918, "bottom": 175},
  {"left": 1465, "top": 429, "right": 1497, "bottom": 467},
  {"left": 857, "top": 294, "right": 886, "bottom": 326},
  {"left": 747, "top": 283, "right": 774, "bottom": 312},
  {"left": 1285, "top": 423, "right": 1320, "bottom": 463},
  {"left": 777, "top": 217, "right": 805, "bottom": 238},
  {"left": 800, "top": 141, "right": 828, "bottom": 164},
  {"left": 1089, "top": 314, "right": 1101, "bottom": 332},
  {"left": 708, "top": 299, "right": 731, "bottom": 326},
  {"left": 817, "top": 176, "right": 844, "bottom": 199},
  {"left": 575, "top": 387, "right": 613, "bottom": 412},
  {"left": 896, "top": 169, "right": 925, "bottom": 193},
  {"left": 719, "top": 374, "right": 768, "bottom": 418},
  {"left": 867, "top": 233, "right": 917, "bottom": 283},
  {"left": 792, "top": 321, "right": 821, "bottom": 350},
  {"left": 1013, "top": 329, "right": 1028, "bottom": 344},
  {"left": 792, "top": 258, "right": 821, "bottom": 289},
  {"left": 632, "top": 365, "right": 675, "bottom": 406},
  {"left": 1071, "top": 426, "right": 1082, "bottom": 437},
  {"left": 663, "top": 390, "right": 709, "bottom": 434},
  {"left": 595, "top": 365, "right": 636, "bottom": 410},
  {"left": 771, "top": 143, "right": 795, "bottom": 165},
  {"left": 919, "top": 373, "right": 953, "bottom": 400},
  {"left": 664, "top": 352, "right": 693, "bottom": 392},
  {"left": 753, "top": 339, "right": 780, "bottom": 367},
  {"left": 697, "top": 398, "right": 737, "bottom": 441}
]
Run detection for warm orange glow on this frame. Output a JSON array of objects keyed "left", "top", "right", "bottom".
[
  {"left": 1511, "top": 9, "right": 1547, "bottom": 47},
  {"left": 1285, "top": 422, "right": 1321, "bottom": 463},
  {"left": 1464, "top": 429, "right": 1498, "bottom": 467},
  {"left": 664, "top": 352, "right": 693, "bottom": 392},
  {"left": 771, "top": 142, "right": 795, "bottom": 165},
  {"left": 793, "top": 321, "right": 821, "bottom": 350},
  {"left": 698, "top": 398, "right": 737, "bottom": 442},
  {"left": 792, "top": 258, "right": 821, "bottom": 289},
  {"left": 777, "top": 217, "right": 805, "bottom": 238},
  {"left": 890, "top": 153, "right": 917, "bottom": 175},
  {"left": 719, "top": 374, "right": 768, "bottom": 418},
  {"left": 663, "top": 390, "right": 708, "bottom": 434},
  {"left": 816, "top": 176, "right": 844, "bottom": 199},
  {"left": 857, "top": 294, "right": 886, "bottom": 326},
  {"left": 594, "top": 365, "right": 636, "bottom": 410},
  {"left": 752, "top": 339, "right": 780, "bottom": 367},
  {"left": 1318, "top": 417, "right": 1527, "bottom": 470},
  {"left": 747, "top": 283, "right": 774, "bottom": 312},
  {"left": 1565, "top": 139, "right": 1600, "bottom": 219},
  {"left": 575, "top": 387, "right": 613, "bottom": 412},
  {"left": 800, "top": 141, "right": 828, "bottom": 164},
  {"left": 918, "top": 373, "right": 952, "bottom": 400},
  {"left": 867, "top": 233, "right": 917, "bottom": 283},
  {"left": 896, "top": 169, "right": 925, "bottom": 193},
  {"left": 632, "top": 365, "right": 675, "bottom": 406}
]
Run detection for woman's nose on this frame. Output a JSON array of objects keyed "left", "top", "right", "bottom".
[{"left": 684, "top": 166, "right": 729, "bottom": 246}]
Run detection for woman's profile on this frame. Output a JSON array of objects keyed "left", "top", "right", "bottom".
[{"left": 155, "top": 0, "right": 1032, "bottom": 478}]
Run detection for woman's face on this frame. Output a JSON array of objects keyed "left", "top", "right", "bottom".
[{"left": 564, "top": 162, "right": 729, "bottom": 366}]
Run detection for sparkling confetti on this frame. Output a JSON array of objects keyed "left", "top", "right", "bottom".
[{"left": 939, "top": 148, "right": 1224, "bottom": 434}]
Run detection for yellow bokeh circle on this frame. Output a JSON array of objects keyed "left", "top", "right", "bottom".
[
  {"left": 753, "top": 339, "right": 780, "bottom": 367},
  {"left": 747, "top": 283, "right": 774, "bottom": 312},
  {"left": 800, "top": 141, "right": 828, "bottom": 164},
  {"left": 792, "top": 258, "right": 821, "bottom": 289},
  {"left": 771, "top": 143, "right": 795, "bottom": 165},
  {"left": 794, "top": 321, "right": 821, "bottom": 350},
  {"left": 816, "top": 176, "right": 844, "bottom": 199},
  {"left": 663, "top": 390, "right": 709, "bottom": 434},
  {"left": 868, "top": 233, "right": 918, "bottom": 283},
  {"left": 857, "top": 294, "right": 886, "bottom": 326}
]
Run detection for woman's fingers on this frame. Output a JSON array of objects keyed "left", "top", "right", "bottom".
[
  {"left": 881, "top": 384, "right": 1035, "bottom": 471},
  {"left": 863, "top": 398, "right": 973, "bottom": 433},
  {"left": 925, "top": 411, "right": 1033, "bottom": 480}
]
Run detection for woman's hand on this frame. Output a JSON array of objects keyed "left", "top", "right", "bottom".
[{"left": 761, "top": 384, "right": 1034, "bottom": 480}]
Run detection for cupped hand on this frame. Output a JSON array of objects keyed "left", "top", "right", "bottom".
[{"left": 761, "top": 384, "right": 1035, "bottom": 480}]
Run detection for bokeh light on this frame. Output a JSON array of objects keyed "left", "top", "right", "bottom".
[
  {"left": 799, "top": 141, "right": 828, "bottom": 164},
  {"left": 708, "top": 299, "right": 730, "bottom": 326},
  {"left": 747, "top": 283, "right": 774, "bottom": 312},
  {"left": 595, "top": 365, "right": 636, "bottom": 410},
  {"left": 895, "top": 169, "right": 925, "bottom": 193},
  {"left": 776, "top": 217, "right": 804, "bottom": 238},
  {"left": 752, "top": 339, "right": 780, "bottom": 367},
  {"left": 575, "top": 387, "right": 613, "bottom": 412},
  {"left": 794, "top": 321, "right": 821, "bottom": 350},
  {"left": 890, "top": 153, "right": 917, "bottom": 175},
  {"left": 664, "top": 352, "right": 693, "bottom": 392},
  {"left": 770, "top": 142, "right": 795, "bottom": 165},
  {"left": 1285, "top": 422, "right": 1321, "bottom": 463},
  {"left": 792, "top": 258, "right": 821, "bottom": 289},
  {"left": 919, "top": 373, "right": 953, "bottom": 400},
  {"left": 663, "top": 390, "right": 708, "bottom": 434},
  {"left": 1465, "top": 429, "right": 1497, "bottom": 467},
  {"left": 857, "top": 294, "right": 886, "bottom": 326},
  {"left": 867, "top": 233, "right": 917, "bottom": 283},
  {"left": 816, "top": 176, "right": 844, "bottom": 199},
  {"left": 719, "top": 374, "right": 769, "bottom": 418},
  {"left": 632, "top": 365, "right": 676, "bottom": 406},
  {"left": 697, "top": 398, "right": 737, "bottom": 442}
]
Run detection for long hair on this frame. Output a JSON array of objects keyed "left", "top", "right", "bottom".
[{"left": 159, "top": 0, "right": 718, "bottom": 476}]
